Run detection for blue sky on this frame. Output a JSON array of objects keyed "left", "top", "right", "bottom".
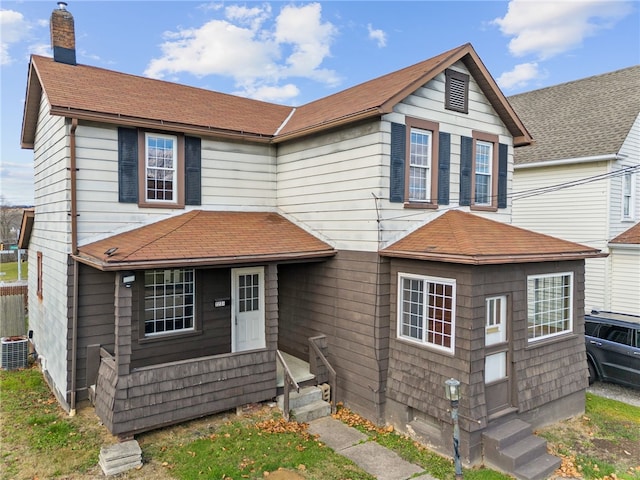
[{"left": 1, "top": 0, "right": 638, "bottom": 206}]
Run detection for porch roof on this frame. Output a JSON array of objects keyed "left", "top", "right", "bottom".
[
  {"left": 74, "top": 210, "right": 336, "bottom": 270},
  {"left": 380, "top": 210, "right": 605, "bottom": 265}
]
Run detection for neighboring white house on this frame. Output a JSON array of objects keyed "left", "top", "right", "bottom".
[
  {"left": 509, "top": 66, "right": 640, "bottom": 315},
  {"left": 608, "top": 222, "right": 640, "bottom": 314}
]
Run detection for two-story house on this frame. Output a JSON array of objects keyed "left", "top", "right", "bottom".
[
  {"left": 19, "top": 4, "right": 603, "bottom": 474},
  {"left": 509, "top": 67, "right": 640, "bottom": 315}
]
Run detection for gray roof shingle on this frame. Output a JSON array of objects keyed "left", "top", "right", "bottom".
[{"left": 508, "top": 66, "right": 640, "bottom": 165}]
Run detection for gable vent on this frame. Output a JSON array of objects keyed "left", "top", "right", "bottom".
[{"left": 445, "top": 69, "right": 469, "bottom": 114}]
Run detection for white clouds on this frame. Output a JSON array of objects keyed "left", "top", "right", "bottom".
[
  {"left": 493, "top": 0, "right": 633, "bottom": 90},
  {"left": 493, "top": 0, "right": 633, "bottom": 60},
  {"left": 0, "top": 9, "right": 31, "bottom": 65},
  {"left": 367, "top": 24, "right": 387, "bottom": 48},
  {"left": 145, "top": 2, "right": 338, "bottom": 103},
  {"left": 497, "top": 62, "right": 546, "bottom": 89}
]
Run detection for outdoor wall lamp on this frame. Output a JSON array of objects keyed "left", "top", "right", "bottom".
[
  {"left": 121, "top": 271, "right": 135, "bottom": 288},
  {"left": 444, "top": 378, "right": 463, "bottom": 480}
]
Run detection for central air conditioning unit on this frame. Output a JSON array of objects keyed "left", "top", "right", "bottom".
[{"left": 1, "top": 336, "right": 28, "bottom": 370}]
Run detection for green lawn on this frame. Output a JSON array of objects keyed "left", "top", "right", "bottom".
[{"left": 0, "top": 260, "right": 27, "bottom": 282}]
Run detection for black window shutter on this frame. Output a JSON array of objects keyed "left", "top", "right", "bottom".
[
  {"left": 437, "top": 132, "right": 451, "bottom": 205},
  {"left": 118, "top": 127, "right": 138, "bottom": 203},
  {"left": 497, "top": 143, "right": 508, "bottom": 209},
  {"left": 185, "top": 136, "right": 202, "bottom": 205},
  {"left": 390, "top": 122, "right": 406, "bottom": 203},
  {"left": 459, "top": 136, "right": 473, "bottom": 206}
]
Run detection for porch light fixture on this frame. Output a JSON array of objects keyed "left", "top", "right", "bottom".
[
  {"left": 121, "top": 271, "right": 135, "bottom": 288},
  {"left": 444, "top": 378, "right": 463, "bottom": 480}
]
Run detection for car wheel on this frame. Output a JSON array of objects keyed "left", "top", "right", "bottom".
[{"left": 587, "top": 359, "right": 597, "bottom": 385}]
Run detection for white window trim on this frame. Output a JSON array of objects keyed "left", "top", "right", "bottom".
[
  {"left": 622, "top": 169, "right": 635, "bottom": 221},
  {"left": 145, "top": 132, "right": 178, "bottom": 204},
  {"left": 485, "top": 295, "right": 507, "bottom": 345},
  {"left": 144, "top": 268, "right": 195, "bottom": 337},
  {"left": 408, "top": 128, "right": 433, "bottom": 202},
  {"left": 527, "top": 272, "right": 573, "bottom": 343},
  {"left": 397, "top": 272, "right": 456, "bottom": 354},
  {"left": 474, "top": 140, "right": 493, "bottom": 206}
]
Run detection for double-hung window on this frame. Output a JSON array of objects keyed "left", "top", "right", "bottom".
[
  {"left": 622, "top": 170, "right": 634, "bottom": 220},
  {"left": 527, "top": 272, "right": 573, "bottom": 342},
  {"left": 475, "top": 140, "right": 493, "bottom": 205},
  {"left": 144, "top": 268, "right": 195, "bottom": 336},
  {"left": 398, "top": 273, "right": 456, "bottom": 353},
  {"left": 409, "top": 128, "right": 432, "bottom": 201},
  {"left": 146, "top": 133, "right": 178, "bottom": 203}
]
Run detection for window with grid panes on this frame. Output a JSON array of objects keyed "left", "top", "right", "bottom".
[
  {"left": 409, "top": 128, "right": 432, "bottom": 201},
  {"left": 527, "top": 273, "right": 573, "bottom": 341},
  {"left": 398, "top": 273, "right": 456, "bottom": 353},
  {"left": 144, "top": 268, "right": 195, "bottom": 336}
]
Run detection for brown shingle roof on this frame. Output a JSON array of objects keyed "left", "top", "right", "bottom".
[
  {"left": 380, "top": 210, "right": 604, "bottom": 264},
  {"left": 22, "top": 43, "right": 532, "bottom": 147},
  {"left": 610, "top": 222, "right": 640, "bottom": 245},
  {"left": 277, "top": 43, "right": 531, "bottom": 145},
  {"left": 508, "top": 66, "right": 640, "bottom": 165},
  {"left": 22, "top": 55, "right": 292, "bottom": 147},
  {"left": 75, "top": 211, "right": 335, "bottom": 270}
]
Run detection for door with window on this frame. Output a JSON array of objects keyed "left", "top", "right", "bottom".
[
  {"left": 484, "top": 295, "right": 512, "bottom": 417},
  {"left": 232, "top": 267, "right": 265, "bottom": 352}
]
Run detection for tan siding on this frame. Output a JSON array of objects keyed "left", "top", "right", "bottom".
[
  {"left": 73, "top": 123, "right": 277, "bottom": 244},
  {"left": 28, "top": 93, "right": 73, "bottom": 407}
]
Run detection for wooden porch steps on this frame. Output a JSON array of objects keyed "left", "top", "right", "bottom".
[
  {"left": 276, "top": 386, "right": 331, "bottom": 423},
  {"left": 483, "top": 419, "right": 561, "bottom": 480}
]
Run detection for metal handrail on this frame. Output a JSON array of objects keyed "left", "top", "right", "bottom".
[
  {"left": 276, "top": 350, "right": 299, "bottom": 421},
  {"left": 309, "top": 336, "right": 337, "bottom": 414}
]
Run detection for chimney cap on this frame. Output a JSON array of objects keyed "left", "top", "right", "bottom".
[{"left": 57, "top": 2, "right": 68, "bottom": 10}]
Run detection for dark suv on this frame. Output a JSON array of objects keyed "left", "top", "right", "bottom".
[{"left": 585, "top": 310, "right": 640, "bottom": 388}]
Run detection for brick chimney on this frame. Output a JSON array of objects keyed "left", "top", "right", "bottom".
[{"left": 50, "top": 2, "right": 76, "bottom": 65}]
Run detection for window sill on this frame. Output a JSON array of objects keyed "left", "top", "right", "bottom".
[
  {"left": 404, "top": 202, "right": 439, "bottom": 210},
  {"left": 138, "top": 329, "right": 202, "bottom": 344},
  {"left": 396, "top": 335, "right": 455, "bottom": 355},
  {"left": 470, "top": 205, "right": 498, "bottom": 212},
  {"left": 525, "top": 332, "right": 578, "bottom": 350},
  {"left": 138, "top": 201, "right": 185, "bottom": 209}
]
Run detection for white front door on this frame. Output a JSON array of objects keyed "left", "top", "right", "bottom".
[{"left": 232, "top": 267, "right": 265, "bottom": 352}]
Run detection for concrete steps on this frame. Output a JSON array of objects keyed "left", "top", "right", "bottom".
[
  {"left": 483, "top": 419, "right": 561, "bottom": 480},
  {"left": 277, "top": 385, "right": 331, "bottom": 423}
]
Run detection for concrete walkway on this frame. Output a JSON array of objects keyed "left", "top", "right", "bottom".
[{"left": 307, "top": 416, "right": 436, "bottom": 480}]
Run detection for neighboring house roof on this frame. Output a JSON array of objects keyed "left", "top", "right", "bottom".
[
  {"left": 74, "top": 211, "right": 336, "bottom": 270},
  {"left": 508, "top": 65, "right": 640, "bottom": 166},
  {"left": 610, "top": 222, "right": 640, "bottom": 245},
  {"left": 17, "top": 208, "right": 34, "bottom": 250},
  {"left": 21, "top": 43, "right": 531, "bottom": 148},
  {"left": 380, "top": 210, "right": 604, "bottom": 264}
]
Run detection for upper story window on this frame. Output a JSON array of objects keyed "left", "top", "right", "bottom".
[
  {"left": 460, "top": 131, "right": 505, "bottom": 210},
  {"left": 397, "top": 273, "right": 456, "bottom": 353},
  {"left": 118, "top": 127, "right": 202, "bottom": 208},
  {"left": 445, "top": 69, "right": 469, "bottom": 114},
  {"left": 622, "top": 170, "right": 635, "bottom": 220},
  {"left": 144, "top": 268, "right": 195, "bottom": 337},
  {"left": 409, "top": 128, "right": 433, "bottom": 202},
  {"left": 475, "top": 140, "right": 493, "bottom": 205},
  {"left": 146, "top": 133, "right": 178, "bottom": 203},
  {"left": 390, "top": 118, "right": 450, "bottom": 207},
  {"left": 527, "top": 272, "right": 573, "bottom": 342}
]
